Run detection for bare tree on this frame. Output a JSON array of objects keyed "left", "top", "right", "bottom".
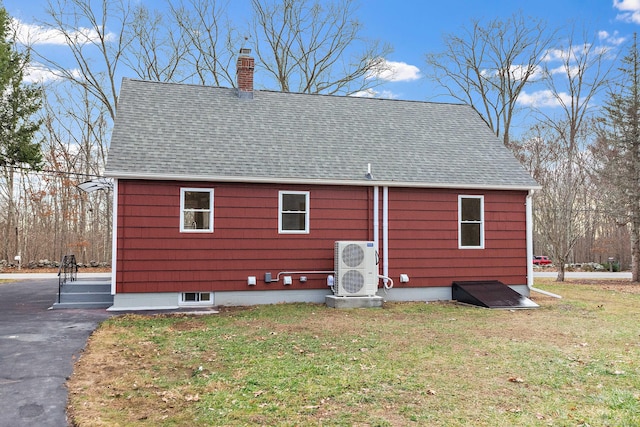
[
  {"left": 1, "top": 46, "right": 114, "bottom": 269},
  {"left": 29, "top": 83, "right": 112, "bottom": 265},
  {"left": 35, "top": 0, "right": 134, "bottom": 120},
  {"left": 13, "top": 0, "right": 132, "bottom": 266},
  {"left": 539, "top": 28, "right": 612, "bottom": 153},
  {"left": 593, "top": 34, "right": 640, "bottom": 282},
  {"left": 250, "top": 0, "right": 391, "bottom": 95},
  {"left": 122, "top": 4, "right": 192, "bottom": 83},
  {"left": 521, "top": 124, "right": 592, "bottom": 281},
  {"left": 0, "top": 7, "right": 43, "bottom": 263},
  {"left": 525, "top": 28, "right": 612, "bottom": 281},
  {"left": 169, "top": 0, "right": 238, "bottom": 87},
  {"left": 425, "top": 12, "right": 556, "bottom": 146}
]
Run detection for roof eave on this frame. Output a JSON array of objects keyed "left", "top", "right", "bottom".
[{"left": 105, "top": 171, "right": 541, "bottom": 192}]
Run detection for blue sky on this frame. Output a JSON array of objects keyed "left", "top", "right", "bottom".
[
  {"left": 357, "top": 0, "right": 633, "bottom": 101},
  {"left": 4, "top": 0, "right": 640, "bottom": 111}
]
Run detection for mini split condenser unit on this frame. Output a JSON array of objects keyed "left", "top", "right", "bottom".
[{"left": 333, "top": 241, "right": 378, "bottom": 297}]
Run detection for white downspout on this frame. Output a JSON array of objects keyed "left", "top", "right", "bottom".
[
  {"left": 526, "top": 189, "right": 534, "bottom": 290},
  {"left": 373, "top": 186, "right": 379, "bottom": 252},
  {"left": 110, "top": 178, "right": 118, "bottom": 296},
  {"left": 383, "top": 186, "right": 389, "bottom": 283},
  {"left": 527, "top": 189, "right": 562, "bottom": 299}
]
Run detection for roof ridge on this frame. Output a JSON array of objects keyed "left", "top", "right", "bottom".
[{"left": 121, "top": 77, "right": 468, "bottom": 107}]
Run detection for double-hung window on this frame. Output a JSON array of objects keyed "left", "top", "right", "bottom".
[
  {"left": 279, "top": 191, "right": 309, "bottom": 233},
  {"left": 180, "top": 188, "right": 214, "bottom": 232},
  {"left": 458, "top": 195, "right": 484, "bottom": 249}
]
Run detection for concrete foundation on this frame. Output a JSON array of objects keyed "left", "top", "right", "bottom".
[
  {"left": 325, "top": 295, "right": 384, "bottom": 308},
  {"left": 107, "top": 285, "right": 527, "bottom": 310}
]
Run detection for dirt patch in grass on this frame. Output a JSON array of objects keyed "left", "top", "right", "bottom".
[
  {"left": 68, "top": 281, "right": 640, "bottom": 426},
  {"left": 168, "top": 318, "right": 208, "bottom": 331}
]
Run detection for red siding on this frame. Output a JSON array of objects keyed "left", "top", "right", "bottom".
[
  {"left": 115, "top": 180, "right": 528, "bottom": 294},
  {"left": 385, "top": 188, "right": 527, "bottom": 287},
  {"left": 116, "top": 181, "right": 371, "bottom": 293}
]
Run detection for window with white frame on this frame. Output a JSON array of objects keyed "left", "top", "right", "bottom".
[
  {"left": 279, "top": 191, "right": 309, "bottom": 233},
  {"left": 180, "top": 188, "right": 214, "bottom": 232},
  {"left": 458, "top": 195, "right": 484, "bottom": 249},
  {"left": 180, "top": 292, "right": 212, "bottom": 305}
]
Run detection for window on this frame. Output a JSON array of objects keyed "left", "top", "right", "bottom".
[
  {"left": 458, "top": 195, "right": 484, "bottom": 249},
  {"left": 279, "top": 191, "right": 309, "bottom": 233},
  {"left": 180, "top": 292, "right": 212, "bottom": 305},
  {"left": 180, "top": 188, "right": 214, "bottom": 232}
]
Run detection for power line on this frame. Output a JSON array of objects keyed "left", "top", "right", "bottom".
[{"left": 2, "top": 163, "right": 104, "bottom": 179}]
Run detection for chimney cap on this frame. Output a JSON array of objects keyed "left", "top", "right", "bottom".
[{"left": 239, "top": 47, "right": 251, "bottom": 56}]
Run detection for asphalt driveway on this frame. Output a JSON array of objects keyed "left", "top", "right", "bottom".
[{"left": 0, "top": 276, "right": 112, "bottom": 427}]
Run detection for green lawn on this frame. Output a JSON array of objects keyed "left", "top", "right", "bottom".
[{"left": 68, "top": 280, "right": 640, "bottom": 426}]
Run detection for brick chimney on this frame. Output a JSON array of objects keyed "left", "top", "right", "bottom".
[{"left": 237, "top": 47, "right": 254, "bottom": 99}]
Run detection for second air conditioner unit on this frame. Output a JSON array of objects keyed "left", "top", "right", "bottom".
[{"left": 333, "top": 241, "right": 378, "bottom": 297}]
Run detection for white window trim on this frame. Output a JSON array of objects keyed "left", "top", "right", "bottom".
[
  {"left": 278, "top": 190, "right": 310, "bottom": 234},
  {"left": 179, "top": 292, "right": 213, "bottom": 306},
  {"left": 180, "top": 188, "right": 214, "bottom": 233},
  {"left": 458, "top": 195, "right": 485, "bottom": 249}
]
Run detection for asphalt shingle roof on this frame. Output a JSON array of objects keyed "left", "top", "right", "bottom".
[{"left": 105, "top": 78, "right": 538, "bottom": 189}]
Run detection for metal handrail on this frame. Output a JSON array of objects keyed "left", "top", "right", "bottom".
[{"left": 57, "top": 254, "right": 78, "bottom": 303}]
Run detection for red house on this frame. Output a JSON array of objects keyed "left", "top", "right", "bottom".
[{"left": 105, "top": 50, "right": 539, "bottom": 310}]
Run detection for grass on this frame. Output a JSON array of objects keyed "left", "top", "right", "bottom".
[{"left": 68, "top": 279, "right": 640, "bottom": 426}]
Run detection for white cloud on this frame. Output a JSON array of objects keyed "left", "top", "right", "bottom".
[
  {"left": 478, "top": 64, "right": 543, "bottom": 82},
  {"left": 351, "top": 88, "right": 399, "bottom": 99},
  {"left": 548, "top": 64, "right": 581, "bottom": 78},
  {"left": 543, "top": 47, "right": 567, "bottom": 62},
  {"left": 543, "top": 45, "right": 594, "bottom": 63},
  {"left": 614, "top": 0, "right": 640, "bottom": 12},
  {"left": 351, "top": 89, "right": 376, "bottom": 98},
  {"left": 508, "top": 64, "right": 543, "bottom": 81},
  {"left": 614, "top": 0, "right": 640, "bottom": 23},
  {"left": 369, "top": 59, "right": 421, "bottom": 82},
  {"left": 24, "top": 63, "right": 82, "bottom": 84},
  {"left": 598, "top": 30, "right": 626, "bottom": 46},
  {"left": 517, "top": 89, "right": 571, "bottom": 108},
  {"left": 542, "top": 41, "right": 617, "bottom": 69},
  {"left": 24, "top": 63, "right": 61, "bottom": 83},
  {"left": 14, "top": 20, "right": 66, "bottom": 46},
  {"left": 12, "top": 18, "right": 113, "bottom": 46}
]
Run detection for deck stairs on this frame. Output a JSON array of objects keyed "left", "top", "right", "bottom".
[{"left": 51, "top": 277, "right": 113, "bottom": 309}]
